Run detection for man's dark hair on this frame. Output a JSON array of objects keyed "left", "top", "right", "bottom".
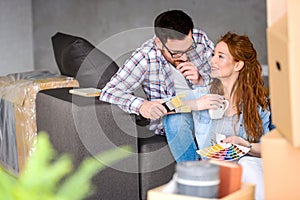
[{"left": 154, "top": 10, "right": 194, "bottom": 44}]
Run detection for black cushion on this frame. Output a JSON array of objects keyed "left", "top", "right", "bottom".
[{"left": 51, "top": 32, "right": 119, "bottom": 88}]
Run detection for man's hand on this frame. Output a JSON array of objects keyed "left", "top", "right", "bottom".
[
  {"left": 139, "top": 100, "right": 168, "bottom": 119},
  {"left": 177, "top": 62, "right": 202, "bottom": 85}
]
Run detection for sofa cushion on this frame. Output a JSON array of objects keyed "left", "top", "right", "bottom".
[{"left": 51, "top": 32, "right": 119, "bottom": 88}]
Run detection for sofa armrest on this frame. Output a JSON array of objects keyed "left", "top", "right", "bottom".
[{"left": 36, "top": 88, "right": 140, "bottom": 200}]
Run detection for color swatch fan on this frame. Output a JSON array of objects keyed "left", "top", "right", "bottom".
[
  {"left": 196, "top": 134, "right": 250, "bottom": 161},
  {"left": 197, "top": 143, "right": 250, "bottom": 161}
]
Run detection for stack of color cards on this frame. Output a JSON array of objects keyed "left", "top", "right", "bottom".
[{"left": 197, "top": 143, "right": 250, "bottom": 161}]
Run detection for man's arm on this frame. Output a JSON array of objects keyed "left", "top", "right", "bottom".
[{"left": 100, "top": 51, "right": 147, "bottom": 114}]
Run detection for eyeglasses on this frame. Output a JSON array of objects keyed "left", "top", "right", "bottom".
[{"left": 162, "top": 38, "right": 197, "bottom": 58}]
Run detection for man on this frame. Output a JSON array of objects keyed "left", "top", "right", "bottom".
[
  {"left": 100, "top": 10, "right": 214, "bottom": 161},
  {"left": 100, "top": 10, "right": 214, "bottom": 162}
]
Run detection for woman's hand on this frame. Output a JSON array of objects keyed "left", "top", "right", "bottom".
[
  {"left": 183, "top": 94, "right": 225, "bottom": 111},
  {"left": 221, "top": 136, "right": 261, "bottom": 157},
  {"left": 221, "top": 136, "right": 249, "bottom": 147}
]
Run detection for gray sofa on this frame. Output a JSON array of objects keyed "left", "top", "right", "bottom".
[
  {"left": 36, "top": 87, "right": 175, "bottom": 200},
  {"left": 35, "top": 32, "right": 176, "bottom": 199}
]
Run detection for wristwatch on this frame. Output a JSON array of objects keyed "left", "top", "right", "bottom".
[{"left": 248, "top": 141, "right": 252, "bottom": 149}]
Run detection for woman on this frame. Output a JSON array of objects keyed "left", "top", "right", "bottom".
[
  {"left": 195, "top": 32, "right": 271, "bottom": 154},
  {"left": 164, "top": 32, "right": 272, "bottom": 199}
]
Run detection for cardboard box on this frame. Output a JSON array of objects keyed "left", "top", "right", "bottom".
[
  {"left": 15, "top": 76, "right": 79, "bottom": 172},
  {"left": 266, "top": 0, "right": 286, "bottom": 27},
  {"left": 267, "top": 0, "right": 300, "bottom": 147},
  {"left": 147, "top": 183, "right": 254, "bottom": 200},
  {"left": 208, "top": 160, "right": 242, "bottom": 198},
  {"left": 261, "top": 129, "right": 300, "bottom": 199},
  {"left": 0, "top": 73, "right": 79, "bottom": 173}
]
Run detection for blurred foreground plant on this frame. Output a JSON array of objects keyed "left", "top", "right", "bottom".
[{"left": 0, "top": 132, "right": 132, "bottom": 200}]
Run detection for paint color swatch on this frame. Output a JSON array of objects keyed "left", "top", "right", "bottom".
[{"left": 197, "top": 143, "right": 250, "bottom": 161}]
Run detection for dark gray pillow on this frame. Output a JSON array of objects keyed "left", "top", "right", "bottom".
[{"left": 51, "top": 32, "right": 119, "bottom": 88}]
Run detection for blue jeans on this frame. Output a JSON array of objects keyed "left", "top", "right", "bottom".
[{"left": 163, "top": 113, "right": 199, "bottom": 163}]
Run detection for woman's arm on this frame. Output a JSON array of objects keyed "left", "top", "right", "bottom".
[
  {"left": 247, "top": 142, "right": 261, "bottom": 157},
  {"left": 220, "top": 105, "right": 272, "bottom": 157}
]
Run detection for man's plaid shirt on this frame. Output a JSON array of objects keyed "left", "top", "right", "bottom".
[{"left": 100, "top": 29, "right": 214, "bottom": 132}]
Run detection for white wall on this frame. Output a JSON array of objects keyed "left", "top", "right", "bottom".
[{"left": 0, "top": 0, "right": 34, "bottom": 76}]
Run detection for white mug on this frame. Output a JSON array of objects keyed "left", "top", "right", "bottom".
[{"left": 209, "top": 99, "right": 229, "bottom": 119}]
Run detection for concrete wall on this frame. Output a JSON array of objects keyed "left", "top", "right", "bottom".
[
  {"left": 0, "top": 0, "right": 267, "bottom": 75},
  {"left": 0, "top": 0, "right": 34, "bottom": 76},
  {"left": 32, "top": 0, "right": 267, "bottom": 74}
]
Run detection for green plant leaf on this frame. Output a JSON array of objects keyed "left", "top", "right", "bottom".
[
  {"left": 18, "top": 133, "right": 73, "bottom": 195},
  {"left": 0, "top": 132, "right": 133, "bottom": 200},
  {"left": 0, "top": 168, "right": 18, "bottom": 200}
]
